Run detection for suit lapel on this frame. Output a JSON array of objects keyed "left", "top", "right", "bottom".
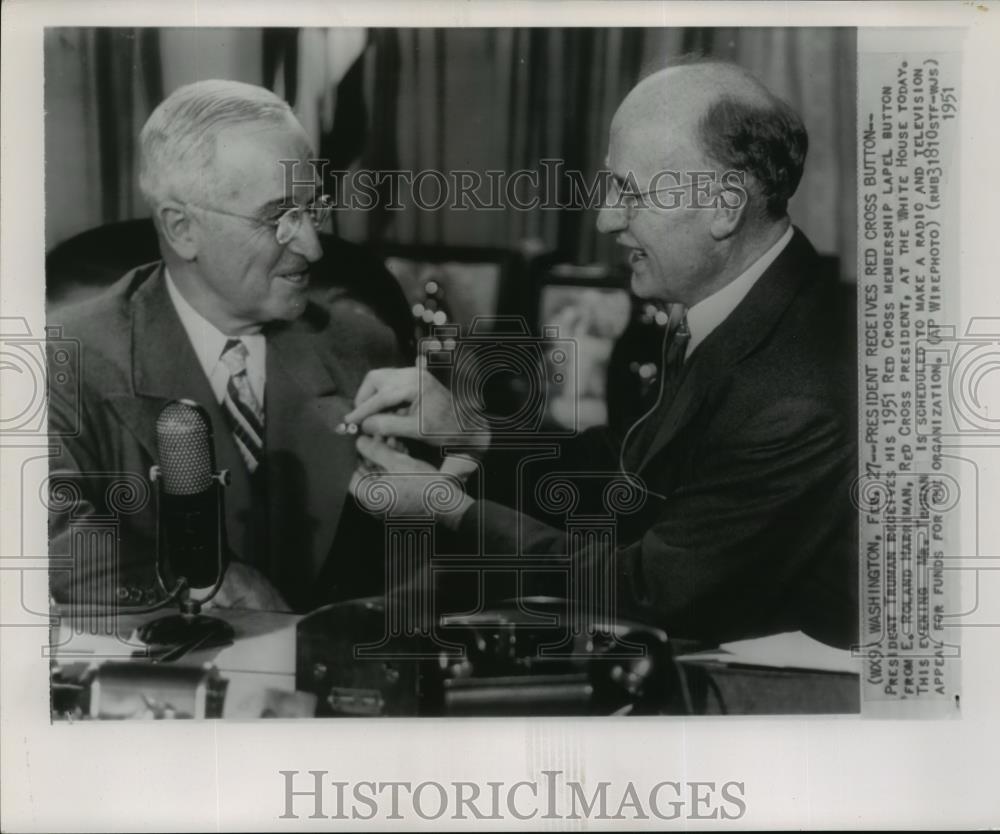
[
  {"left": 107, "top": 265, "right": 221, "bottom": 459},
  {"left": 108, "top": 265, "right": 254, "bottom": 562},
  {"left": 635, "top": 228, "right": 817, "bottom": 473},
  {"left": 107, "top": 268, "right": 363, "bottom": 595},
  {"left": 265, "top": 318, "right": 359, "bottom": 588}
]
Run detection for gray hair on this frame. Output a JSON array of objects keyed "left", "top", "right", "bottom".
[
  {"left": 138, "top": 79, "right": 296, "bottom": 208},
  {"left": 632, "top": 59, "right": 808, "bottom": 220},
  {"left": 696, "top": 87, "right": 808, "bottom": 219}
]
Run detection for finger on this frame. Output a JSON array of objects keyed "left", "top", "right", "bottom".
[
  {"left": 356, "top": 434, "right": 414, "bottom": 470},
  {"left": 345, "top": 373, "right": 420, "bottom": 423},
  {"left": 441, "top": 453, "right": 479, "bottom": 480},
  {"left": 384, "top": 436, "right": 402, "bottom": 451},
  {"left": 344, "top": 388, "right": 407, "bottom": 425},
  {"left": 417, "top": 357, "right": 440, "bottom": 393},
  {"left": 352, "top": 368, "right": 393, "bottom": 408},
  {"left": 361, "top": 412, "right": 422, "bottom": 440}
]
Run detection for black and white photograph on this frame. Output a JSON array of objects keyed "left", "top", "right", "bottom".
[
  {"left": 43, "top": 23, "right": 861, "bottom": 720},
  {"left": 2, "top": 1, "right": 999, "bottom": 830}
]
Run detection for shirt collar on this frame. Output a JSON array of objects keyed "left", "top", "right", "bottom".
[
  {"left": 685, "top": 225, "right": 794, "bottom": 357},
  {"left": 163, "top": 267, "right": 266, "bottom": 378}
]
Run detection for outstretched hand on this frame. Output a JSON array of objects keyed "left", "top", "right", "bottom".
[
  {"left": 343, "top": 356, "right": 487, "bottom": 448},
  {"left": 349, "top": 435, "right": 473, "bottom": 530}
]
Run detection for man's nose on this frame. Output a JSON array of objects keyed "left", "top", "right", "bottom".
[
  {"left": 287, "top": 217, "right": 324, "bottom": 263},
  {"left": 596, "top": 202, "right": 628, "bottom": 235}
]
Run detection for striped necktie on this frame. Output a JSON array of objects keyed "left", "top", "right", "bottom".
[{"left": 220, "top": 338, "right": 265, "bottom": 472}]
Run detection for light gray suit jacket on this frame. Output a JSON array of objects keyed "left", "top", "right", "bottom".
[{"left": 48, "top": 262, "right": 403, "bottom": 610}]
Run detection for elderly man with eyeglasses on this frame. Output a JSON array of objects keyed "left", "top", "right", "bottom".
[{"left": 47, "top": 80, "right": 407, "bottom": 612}]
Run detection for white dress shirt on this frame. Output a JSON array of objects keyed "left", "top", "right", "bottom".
[
  {"left": 684, "top": 224, "right": 794, "bottom": 358},
  {"left": 164, "top": 269, "right": 266, "bottom": 406}
]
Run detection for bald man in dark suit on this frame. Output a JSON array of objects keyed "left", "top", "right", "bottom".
[{"left": 345, "top": 62, "right": 858, "bottom": 648}]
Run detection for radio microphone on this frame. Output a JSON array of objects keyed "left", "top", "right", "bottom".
[
  {"left": 155, "top": 400, "right": 229, "bottom": 589},
  {"left": 138, "top": 399, "right": 234, "bottom": 650}
]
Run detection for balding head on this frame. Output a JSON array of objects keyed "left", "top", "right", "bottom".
[
  {"left": 597, "top": 61, "right": 805, "bottom": 305},
  {"left": 612, "top": 62, "right": 807, "bottom": 220},
  {"left": 619, "top": 62, "right": 777, "bottom": 126}
]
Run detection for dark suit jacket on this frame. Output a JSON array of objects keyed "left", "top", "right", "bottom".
[
  {"left": 48, "top": 259, "right": 406, "bottom": 611},
  {"left": 456, "top": 229, "right": 858, "bottom": 648}
]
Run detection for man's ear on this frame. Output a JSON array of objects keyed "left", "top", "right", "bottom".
[
  {"left": 708, "top": 172, "right": 750, "bottom": 240},
  {"left": 155, "top": 201, "right": 199, "bottom": 260}
]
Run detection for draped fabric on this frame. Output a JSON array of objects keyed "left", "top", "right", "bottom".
[
  {"left": 45, "top": 27, "right": 856, "bottom": 278},
  {"left": 328, "top": 27, "right": 856, "bottom": 278},
  {"left": 44, "top": 28, "right": 162, "bottom": 251},
  {"left": 336, "top": 28, "right": 686, "bottom": 267},
  {"left": 713, "top": 27, "right": 858, "bottom": 274}
]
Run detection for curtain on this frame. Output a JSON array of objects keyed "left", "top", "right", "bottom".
[
  {"left": 44, "top": 29, "right": 162, "bottom": 251},
  {"left": 323, "top": 27, "right": 856, "bottom": 278},
  {"left": 713, "top": 27, "right": 857, "bottom": 276},
  {"left": 334, "top": 28, "right": 682, "bottom": 266},
  {"left": 45, "top": 27, "right": 857, "bottom": 279}
]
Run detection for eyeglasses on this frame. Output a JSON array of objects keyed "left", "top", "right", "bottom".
[
  {"left": 186, "top": 194, "right": 335, "bottom": 245},
  {"left": 606, "top": 176, "right": 727, "bottom": 216}
]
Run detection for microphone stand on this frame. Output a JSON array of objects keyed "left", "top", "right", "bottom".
[{"left": 137, "top": 466, "right": 235, "bottom": 649}]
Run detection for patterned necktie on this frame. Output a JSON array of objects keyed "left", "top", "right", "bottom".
[
  {"left": 623, "top": 305, "right": 689, "bottom": 472},
  {"left": 220, "top": 338, "right": 265, "bottom": 472},
  {"left": 662, "top": 305, "right": 690, "bottom": 389}
]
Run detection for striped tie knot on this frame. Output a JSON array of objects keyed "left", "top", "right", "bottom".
[
  {"left": 221, "top": 338, "right": 250, "bottom": 375},
  {"left": 220, "top": 338, "right": 264, "bottom": 472}
]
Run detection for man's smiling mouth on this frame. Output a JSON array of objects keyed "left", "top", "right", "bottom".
[
  {"left": 276, "top": 270, "right": 309, "bottom": 285},
  {"left": 618, "top": 236, "right": 647, "bottom": 265}
]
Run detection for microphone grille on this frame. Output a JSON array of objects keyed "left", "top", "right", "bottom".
[{"left": 155, "top": 400, "right": 214, "bottom": 494}]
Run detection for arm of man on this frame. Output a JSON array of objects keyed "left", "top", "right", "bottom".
[
  {"left": 343, "top": 362, "right": 624, "bottom": 511},
  {"left": 449, "top": 396, "right": 857, "bottom": 646}
]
